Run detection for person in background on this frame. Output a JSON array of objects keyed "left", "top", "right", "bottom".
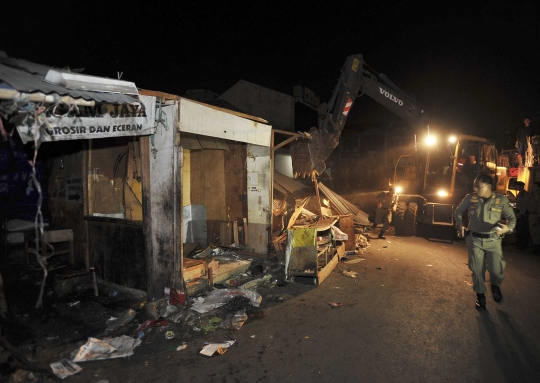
[
  {"left": 527, "top": 182, "right": 540, "bottom": 254},
  {"left": 373, "top": 187, "right": 397, "bottom": 239},
  {"left": 515, "top": 118, "right": 532, "bottom": 167},
  {"left": 514, "top": 181, "right": 531, "bottom": 250},
  {"left": 455, "top": 174, "right": 516, "bottom": 310}
]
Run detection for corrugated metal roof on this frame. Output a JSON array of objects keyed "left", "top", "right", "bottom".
[{"left": 0, "top": 58, "right": 140, "bottom": 105}]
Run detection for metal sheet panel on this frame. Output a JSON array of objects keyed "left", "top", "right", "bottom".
[
  {"left": 182, "top": 205, "right": 208, "bottom": 246},
  {"left": 178, "top": 98, "right": 271, "bottom": 147},
  {"left": 0, "top": 63, "right": 140, "bottom": 104}
]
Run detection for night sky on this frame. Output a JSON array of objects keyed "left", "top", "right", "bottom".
[{"left": 1, "top": 1, "right": 538, "bottom": 146}]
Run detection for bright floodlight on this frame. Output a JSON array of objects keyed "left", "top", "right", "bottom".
[
  {"left": 426, "top": 135, "right": 436, "bottom": 146},
  {"left": 448, "top": 135, "right": 457, "bottom": 143},
  {"left": 437, "top": 189, "right": 449, "bottom": 197},
  {"left": 394, "top": 186, "right": 403, "bottom": 194}
]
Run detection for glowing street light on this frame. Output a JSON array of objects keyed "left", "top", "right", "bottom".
[
  {"left": 448, "top": 135, "right": 457, "bottom": 143},
  {"left": 426, "top": 135, "right": 436, "bottom": 146}
]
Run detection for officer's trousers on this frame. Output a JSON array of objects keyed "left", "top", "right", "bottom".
[
  {"left": 465, "top": 235, "right": 506, "bottom": 293},
  {"left": 375, "top": 208, "right": 392, "bottom": 231}
]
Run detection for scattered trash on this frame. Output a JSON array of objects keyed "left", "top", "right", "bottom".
[
  {"left": 201, "top": 317, "right": 223, "bottom": 333},
  {"left": 165, "top": 331, "right": 175, "bottom": 340},
  {"left": 190, "top": 289, "right": 262, "bottom": 313},
  {"left": 328, "top": 302, "right": 343, "bottom": 308},
  {"left": 355, "top": 233, "right": 369, "bottom": 248},
  {"left": 136, "top": 331, "right": 144, "bottom": 339},
  {"left": 68, "top": 301, "right": 80, "bottom": 307},
  {"left": 239, "top": 274, "right": 272, "bottom": 290},
  {"left": 345, "top": 251, "right": 356, "bottom": 255},
  {"left": 251, "top": 335, "right": 256, "bottom": 338},
  {"left": 342, "top": 270, "right": 358, "bottom": 278},
  {"left": 138, "top": 300, "right": 161, "bottom": 321},
  {"left": 50, "top": 359, "right": 82, "bottom": 379},
  {"left": 220, "top": 310, "right": 248, "bottom": 330},
  {"left": 275, "top": 296, "right": 284, "bottom": 302},
  {"left": 109, "top": 291, "right": 118, "bottom": 297},
  {"left": 427, "top": 264, "right": 433, "bottom": 267},
  {"left": 72, "top": 336, "right": 142, "bottom": 362},
  {"left": 304, "top": 336, "right": 309, "bottom": 339},
  {"left": 106, "top": 316, "right": 117, "bottom": 322},
  {"left": 164, "top": 287, "right": 186, "bottom": 306},
  {"left": 464, "top": 281, "right": 472, "bottom": 286},
  {"left": 200, "top": 340, "right": 236, "bottom": 356},
  {"left": 134, "top": 319, "right": 169, "bottom": 336},
  {"left": 103, "top": 309, "right": 137, "bottom": 334},
  {"left": 332, "top": 226, "right": 349, "bottom": 241},
  {"left": 177, "top": 342, "right": 188, "bottom": 351},
  {"left": 376, "top": 267, "right": 382, "bottom": 270},
  {"left": 386, "top": 241, "right": 391, "bottom": 243},
  {"left": 383, "top": 246, "right": 388, "bottom": 248},
  {"left": 344, "top": 258, "right": 365, "bottom": 264}
]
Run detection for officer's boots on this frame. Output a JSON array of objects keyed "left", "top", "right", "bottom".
[
  {"left": 378, "top": 230, "right": 386, "bottom": 240},
  {"left": 475, "top": 293, "right": 486, "bottom": 310},
  {"left": 491, "top": 285, "right": 503, "bottom": 302}
]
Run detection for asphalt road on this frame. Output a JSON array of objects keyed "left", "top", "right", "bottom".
[{"left": 70, "top": 236, "right": 540, "bottom": 383}]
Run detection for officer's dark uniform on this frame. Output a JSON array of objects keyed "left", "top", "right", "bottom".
[{"left": 455, "top": 192, "right": 516, "bottom": 295}]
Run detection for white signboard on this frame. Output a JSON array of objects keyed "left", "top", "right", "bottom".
[
  {"left": 17, "top": 95, "right": 156, "bottom": 143},
  {"left": 66, "top": 176, "right": 83, "bottom": 203}
]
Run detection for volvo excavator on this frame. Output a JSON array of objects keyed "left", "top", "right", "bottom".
[
  {"left": 290, "top": 53, "right": 430, "bottom": 178},
  {"left": 290, "top": 54, "right": 509, "bottom": 238}
]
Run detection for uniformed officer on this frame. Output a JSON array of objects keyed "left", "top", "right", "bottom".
[
  {"left": 373, "top": 187, "right": 397, "bottom": 239},
  {"left": 455, "top": 174, "right": 516, "bottom": 309}
]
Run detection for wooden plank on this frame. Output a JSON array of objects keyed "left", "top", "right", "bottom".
[
  {"left": 183, "top": 262, "right": 206, "bottom": 282},
  {"left": 317, "top": 252, "right": 339, "bottom": 285},
  {"left": 190, "top": 150, "right": 226, "bottom": 220},
  {"left": 219, "top": 221, "right": 232, "bottom": 246},
  {"left": 182, "top": 149, "right": 191, "bottom": 207},
  {"left": 211, "top": 259, "right": 251, "bottom": 284},
  {"left": 286, "top": 197, "right": 310, "bottom": 229},
  {"left": 224, "top": 142, "right": 247, "bottom": 225},
  {"left": 335, "top": 242, "right": 345, "bottom": 259},
  {"left": 233, "top": 221, "right": 239, "bottom": 244},
  {"left": 134, "top": 140, "right": 142, "bottom": 180},
  {"left": 339, "top": 216, "right": 356, "bottom": 251}
]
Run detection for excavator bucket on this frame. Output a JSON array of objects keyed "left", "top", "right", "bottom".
[{"left": 290, "top": 127, "right": 339, "bottom": 178}]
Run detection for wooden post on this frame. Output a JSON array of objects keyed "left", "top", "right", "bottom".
[
  {"left": 314, "top": 179, "right": 323, "bottom": 217},
  {"left": 243, "top": 218, "right": 249, "bottom": 247},
  {"left": 140, "top": 136, "right": 155, "bottom": 300}
]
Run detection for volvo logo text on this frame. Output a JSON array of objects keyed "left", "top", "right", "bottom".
[{"left": 379, "top": 87, "right": 404, "bottom": 106}]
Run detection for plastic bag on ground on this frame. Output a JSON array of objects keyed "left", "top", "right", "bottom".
[
  {"left": 220, "top": 310, "right": 248, "bottom": 330},
  {"left": 190, "top": 289, "right": 262, "bottom": 313}
]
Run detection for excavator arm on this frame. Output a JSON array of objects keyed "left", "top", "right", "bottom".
[{"left": 291, "top": 53, "right": 430, "bottom": 178}]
